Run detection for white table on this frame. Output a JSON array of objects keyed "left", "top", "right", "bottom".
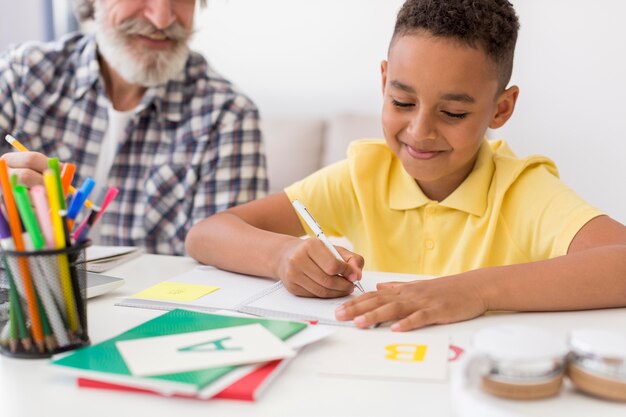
[{"left": 1, "top": 254, "right": 625, "bottom": 417}]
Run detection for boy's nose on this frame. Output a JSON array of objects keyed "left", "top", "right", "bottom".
[
  {"left": 407, "top": 111, "right": 437, "bottom": 141},
  {"left": 144, "top": 0, "right": 177, "bottom": 30}
]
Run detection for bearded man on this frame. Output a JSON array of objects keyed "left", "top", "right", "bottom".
[{"left": 0, "top": 0, "right": 268, "bottom": 255}]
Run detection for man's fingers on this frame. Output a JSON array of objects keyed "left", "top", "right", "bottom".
[
  {"left": 8, "top": 168, "right": 44, "bottom": 187},
  {"left": 1, "top": 151, "right": 49, "bottom": 172}
]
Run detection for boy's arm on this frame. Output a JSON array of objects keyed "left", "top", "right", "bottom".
[
  {"left": 337, "top": 215, "right": 626, "bottom": 331},
  {"left": 185, "top": 192, "right": 363, "bottom": 298},
  {"left": 482, "top": 215, "right": 626, "bottom": 311}
]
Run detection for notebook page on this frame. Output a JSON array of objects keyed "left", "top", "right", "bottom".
[
  {"left": 237, "top": 271, "right": 429, "bottom": 326},
  {"left": 116, "top": 266, "right": 275, "bottom": 312}
]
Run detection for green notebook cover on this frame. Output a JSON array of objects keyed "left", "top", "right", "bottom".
[{"left": 51, "top": 309, "right": 307, "bottom": 394}]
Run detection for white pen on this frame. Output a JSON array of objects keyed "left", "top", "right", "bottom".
[{"left": 291, "top": 199, "right": 365, "bottom": 293}]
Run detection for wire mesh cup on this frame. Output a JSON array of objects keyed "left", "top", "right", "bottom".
[{"left": 0, "top": 240, "right": 91, "bottom": 358}]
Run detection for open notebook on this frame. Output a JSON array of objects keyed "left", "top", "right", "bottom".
[{"left": 117, "top": 267, "right": 431, "bottom": 326}]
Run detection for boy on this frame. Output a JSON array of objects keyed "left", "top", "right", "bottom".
[{"left": 185, "top": 0, "right": 626, "bottom": 331}]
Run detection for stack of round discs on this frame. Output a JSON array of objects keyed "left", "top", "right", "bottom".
[
  {"left": 473, "top": 325, "right": 568, "bottom": 400},
  {"left": 568, "top": 329, "right": 626, "bottom": 402}
]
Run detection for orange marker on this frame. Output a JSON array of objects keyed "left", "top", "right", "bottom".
[
  {"left": 61, "top": 163, "right": 76, "bottom": 197},
  {"left": 0, "top": 160, "right": 45, "bottom": 352}
]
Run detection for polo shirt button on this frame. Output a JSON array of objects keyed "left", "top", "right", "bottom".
[{"left": 425, "top": 239, "right": 435, "bottom": 249}]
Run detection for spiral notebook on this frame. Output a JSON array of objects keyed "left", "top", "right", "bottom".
[
  {"left": 236, "top": 282, "right": 358, "bottom": 326},
  {"left": 117, "top": 267, "right": 431, "bottom": 326},
  {"left": 236, "top": 271, "right": 432, "bottom": 326}
]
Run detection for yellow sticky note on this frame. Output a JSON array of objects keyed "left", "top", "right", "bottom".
[{"left": 133, "top": 282, "right": 219, "bottom": 302}]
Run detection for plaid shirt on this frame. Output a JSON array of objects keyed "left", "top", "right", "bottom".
[{"left": 0, "top": 33, "right": 268, "bottom": 255}]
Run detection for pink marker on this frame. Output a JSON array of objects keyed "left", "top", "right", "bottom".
[
  {"left": 94, "top": 186, "right": 119, "bottom": 224},
  {"left": 73, "top": 186, "right": 119, "bottom": 243},
  {"left": 29, "top": 185, "right": 56, "bottom": 249}
]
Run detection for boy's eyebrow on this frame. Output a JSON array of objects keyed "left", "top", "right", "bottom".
[
  {"left": 390, "top": 80, "right": 416, "bottom": 94},
  {"left": 440, "top": 93, "right": 475, "bottom": 104},
  {"left": 390, "top": 80, "right": 476, "bottom": 104}
]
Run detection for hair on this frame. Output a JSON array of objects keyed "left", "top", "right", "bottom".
[
  {"left": 72, "top": 0, "right": 208, "bottom": 22},
  {"left": 392, "top": 0, "right": 519, "bottom": 91}
]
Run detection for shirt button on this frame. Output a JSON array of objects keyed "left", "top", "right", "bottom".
[{"left": 425, "top": 239, "right": 435, "bottom": 250}]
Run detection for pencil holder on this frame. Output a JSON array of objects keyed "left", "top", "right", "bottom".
[{"left": 0, "top": 240, "right": 91, "bottom": 359}]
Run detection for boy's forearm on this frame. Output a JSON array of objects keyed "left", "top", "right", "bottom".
[
  {"left": 474, "top": 245, "right": 626, "bottom": 312},
  {"left": 185, "top": 212, "right": 298, "bottom": 279}
]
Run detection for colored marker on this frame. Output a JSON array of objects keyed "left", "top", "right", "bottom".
[
  {"left": 43, "top": 170, "right": 80, "bottom": 333},
  {"left": 0, "top": 159, "right": 45, "bottom": 352},
  {"left": 4, "top": 134, "right": 93, "bottom": 208}
]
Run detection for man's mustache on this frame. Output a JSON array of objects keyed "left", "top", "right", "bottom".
[{"left": 116, "top": 18, "right": 190, "bottom": 42}]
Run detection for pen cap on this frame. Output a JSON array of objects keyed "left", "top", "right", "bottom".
[
  {"left": 567, "top": 329, "right": 626, "bottom": 401},
  {"left": 471, "top": 325, "right": 568, "bottom": 400}
]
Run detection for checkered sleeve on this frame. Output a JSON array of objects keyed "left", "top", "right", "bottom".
[
  {"left": 0, "top": 50, "right": 18, "bottom": 148},
  {"left": 191, "top": 96, "right": 268, "bottom": 224}
]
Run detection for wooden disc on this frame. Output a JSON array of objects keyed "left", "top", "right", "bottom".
[
  {"left": 568, "top": 364, "right": 626, "bottom": 402},
  {"left": 481, "top": 374, "right": 563, "bottom": 400}
]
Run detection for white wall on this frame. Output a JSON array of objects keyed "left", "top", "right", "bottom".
[
  {"left": 1, "top": 0, "right": 623, "bottom": 222},
  {"left": 0, "top": 0, "right": 47, "bottom": 51},
  {"left": 193, "top": 0, "right": 626, "bottom": 224}
]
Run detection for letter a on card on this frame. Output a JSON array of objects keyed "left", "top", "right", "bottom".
[
  {"left": 115, "top": 324, "right": 295, "bottom": 376},
  {"left": 178, "top": 337, "right": 242, "bottom": 352}
]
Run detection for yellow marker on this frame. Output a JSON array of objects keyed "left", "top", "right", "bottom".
[
  {"left": 43, "top": 170, "right": 79, "bottom": 332},
  {"left": 5, "top": 134, "right": 93, "bottom": 208}
]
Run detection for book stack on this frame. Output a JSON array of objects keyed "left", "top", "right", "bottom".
[
  {"left": 51, "top": 309, "right": 326, "bottom": 401},
  {"left": 83, "top": 246, "right": 142, "bottom": 273}
]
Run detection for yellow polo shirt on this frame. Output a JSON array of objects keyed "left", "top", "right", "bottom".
[{"left": 285, "top": 139, "right": 603, "bottom": 275}]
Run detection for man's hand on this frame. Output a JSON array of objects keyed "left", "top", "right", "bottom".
[
  {"left": 276, "top": 238, "right": 364, "bottom": 298},
  {"left": 335, "top": 273, "right": 488, "bottom": 331},
  {"left": 0, "top": 151, "right": 50, "bottom": 187}
]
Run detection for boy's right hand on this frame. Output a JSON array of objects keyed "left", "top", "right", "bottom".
[
  {"left": 0, "top": 151, "right": 50, "bottom": 187},
  {"left": 277, "top": 237, "right": 364, "bottom": 298}
]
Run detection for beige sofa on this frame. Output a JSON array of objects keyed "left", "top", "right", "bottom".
[{"left": 262, "top": 114, "right": 383, "bottom": 193}]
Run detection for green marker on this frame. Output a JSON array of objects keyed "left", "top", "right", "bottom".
[
  {"left": 48, "top": 158, "right": 66, "bottom": 210},
  {"left": 13, "top": 185, "right": 45, "bottom": 250}
]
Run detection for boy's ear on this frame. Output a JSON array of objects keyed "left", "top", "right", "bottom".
[
  {"left": 380, "top": 60, "right": 388, "bottom": 96},
  {"left": 489, "top": 85, "right": 519, "bottom": 129}
]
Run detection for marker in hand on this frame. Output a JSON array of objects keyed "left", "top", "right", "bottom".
[{"left": 291, "top": 199, "right": 365, "bottom": 293}]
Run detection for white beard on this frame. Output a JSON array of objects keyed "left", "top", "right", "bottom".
[{"left": 93, "top": 9, "right": 191, "bottom": 87}]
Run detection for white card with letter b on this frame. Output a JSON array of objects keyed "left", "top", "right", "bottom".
[
  {"left": 115, "top": 323, "right": 296, "bottom": 376},
  {"left": 313, "top": 329, "right": 449, "bottom": 381}
]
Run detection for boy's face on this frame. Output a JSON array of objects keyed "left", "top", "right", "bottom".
[{"left": 381, "top": 33, "right": 517, "bottom": 201}]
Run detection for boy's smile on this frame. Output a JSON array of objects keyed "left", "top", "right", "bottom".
[{"left": 381, "top": 32, "right": 517, "bottom": 202}]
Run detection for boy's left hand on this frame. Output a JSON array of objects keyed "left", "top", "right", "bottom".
[{"left": 335, "top": 275, "right": 488, "bottom": 331}]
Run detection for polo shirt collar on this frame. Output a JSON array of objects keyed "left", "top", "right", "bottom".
[
  {"left": 388, "top": 157, "right": 431, "bottom": 210},
  {"left": 388, "top": 139, "right": 494, "bottom": 216},
  {"left": 439, "top": 140, "right": 494, "bottom": 216}
]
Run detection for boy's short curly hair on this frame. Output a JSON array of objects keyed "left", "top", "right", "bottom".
[{"left": 392, "top": 0, "right": 519, "bottom": 91}]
